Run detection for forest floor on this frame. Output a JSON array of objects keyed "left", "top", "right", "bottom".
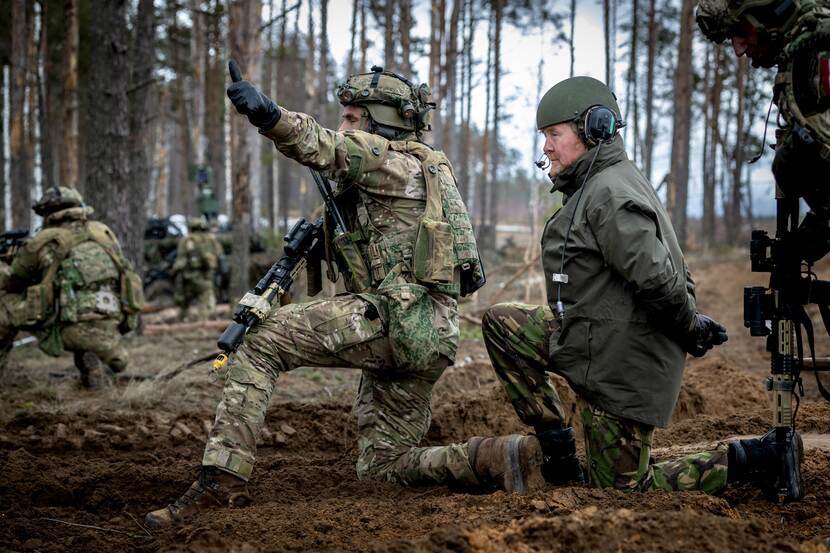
[{"left": 2, "top": 250, "right": 830, "bottom": 552}]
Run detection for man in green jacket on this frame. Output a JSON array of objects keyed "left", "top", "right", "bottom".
[{"left": 482, "top": 76, "right": 802, "bottom": 499}]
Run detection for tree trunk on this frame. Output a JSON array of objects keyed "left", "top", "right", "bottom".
[
  {"left": 728, "top": 57, "right": 747, "bottom": 245},
  {"left": 36, "top": 1, "right": 54, "bottom": 192},
  {"left": 625, "top": 0, "right": 638, "bottom": 162},
  {"left": 359, "top": 0, "right": 368, "bottom": 71},
  {"left": 643, "top": 0, "right": 656, "bottom": 182},
  {"left": 10, "top": 0, "right": 31, "bottom": 228},
  {"left": 569, "top": 0, "right": 576, "bottom": 77},
  {"left": 85, "top": 0, "right": 134, "bottom": 260},
  {"left": 384, "top": 0, "right": 395, "bottom": 69},
  {"left": 459, "top": 0, "right": 475, "bottom": 207},
  {"left": 400, "top": 0, "right": 412, "bottom": 75},
  {"left": 487, "top": 0, "right": 501, "bottom": 242},
  {"left": 229, "top": 0, "right": 262, "bottom": 298},
  {"left": 127, "top": 0, "right": 156, "bottom": 270},
  {"left": 0, "top": 62, "right": 5, "bottom": 226},
  {"left": 703, "top": 45, "right": 723, "bottom": 249},
  {"left": 61, "top": 0, "right": 80, "bottom": 190},
  {"left": 348, "top": 0, "right": 359, "bottom": 75},
  {"left": 205, "top": 0, "right": 227, "bottom": 216},
  {"left": 190, "top": 0, "right": 207, "bottom": 169},
  {"left": 477, "top": 6, "right": 494, "bottom": 248},
  {"left": 603, "top": 0, "right": 611, "bottom": 85},
  {"left": 441, "top": 0, "right": 460, "bottom": 152},
  {"left": 667, "top": 0, "right": 694, "bottom": 250}
]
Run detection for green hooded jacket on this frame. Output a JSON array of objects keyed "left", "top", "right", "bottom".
[{"left": 542, "top": 135, "right": 696, "bottom": 427}]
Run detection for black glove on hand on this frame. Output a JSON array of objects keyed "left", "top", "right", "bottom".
[
  {"left": 683, "top": 313, "right": 728, "bottom": 357},
  {"left": 227, "top": 60, "right": 280, "bottom": 131}
]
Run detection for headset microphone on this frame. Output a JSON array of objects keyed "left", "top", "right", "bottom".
[{"left": 535, "top": 154, "right": 550, "bottom": 170}]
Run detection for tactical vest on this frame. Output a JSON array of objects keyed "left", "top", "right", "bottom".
[
  {"left": 328, "top": 140, "right": 482, "bottom": 298},
  {"left": 21, "top": 222, "right": 144, "bottom": 333},
  {"left": 775, "top": 1, "right": 830, "bottom": 160}
]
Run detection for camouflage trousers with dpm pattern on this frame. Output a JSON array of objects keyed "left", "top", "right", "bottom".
[
  {"left": 482, "top": 302, "right": 729, "bottom": 494},
  {"left": 202, "top": 293, "right": 479, "bottom": 488}
]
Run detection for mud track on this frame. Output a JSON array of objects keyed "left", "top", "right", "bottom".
[{"left": 2, "top": 254, "right": 830, "bottom": 552}]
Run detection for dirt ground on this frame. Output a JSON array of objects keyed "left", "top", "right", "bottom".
[{"left": 2, "top": 251, "right": 830, "bottom": 552}]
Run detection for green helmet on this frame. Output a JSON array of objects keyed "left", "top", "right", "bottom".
[
  {"left": 335, "top": 66, "right": 434, "bottom": 139},
  {"left": 188, "top": 216, "right": 209, "bottom": 232},
  {"left": 536, "top": 76, "right": 622, "bottom": 131},
  {"left": 696, "top": 0, "right": 801, "bottom": 44},
  {"left": 32, "top": 186, "right": 84, "bottom": 216}
]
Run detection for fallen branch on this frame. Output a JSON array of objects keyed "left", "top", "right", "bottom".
[
  {"left": 461, "top": 313, "right": 482, "bottom": 326},
  {"left": 40, "top": 517, "right": 150, "bottom": 540}
]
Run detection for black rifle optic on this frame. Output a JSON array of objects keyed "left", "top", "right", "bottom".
[
  {"left": 742, "top": 196, "right": 830, "bottom": 503},
  {"left": 0, "top": 229, "right": 29, "bottom": 261},
  {"left": 212, "top": 216, "right": 323, "bottom": 371}
]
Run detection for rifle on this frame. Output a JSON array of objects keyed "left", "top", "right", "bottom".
[
  {"left": 743, "top": 193, "right": 830, "bottom": 502},
  {"left": 212, "top": 216, "right": 323, "bottom": 371},
  {"left": 0, "top": 229, "right": 28, "bottom": 263}
]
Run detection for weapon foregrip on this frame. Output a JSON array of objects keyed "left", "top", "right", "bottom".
[{"left": 218, "top": 322, "right": 248, "bottom": 353}]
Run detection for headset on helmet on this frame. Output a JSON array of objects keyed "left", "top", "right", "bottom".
[{"left": 580, "top": 105, "right": 621, "bottom": 146}]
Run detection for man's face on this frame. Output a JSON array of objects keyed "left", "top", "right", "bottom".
[
  {"left": 541, "top": 122, "right": 588, "bottom": 178},
  {"left": 338, "top": 105, "right": 370, "bottom": 131},
  {"left": 730, "top": 19, "right": 779, "bottom": 67}
]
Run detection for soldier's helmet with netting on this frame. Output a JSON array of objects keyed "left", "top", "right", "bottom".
[
  {"left": 32, "top": 186, "right": 85, "bottom": 216},
  {"left": 696, "top": 0, "right": 802, "bottom": 43},
  {"left": 335, "top": 66, "right": 434, "bottom": 139},
  {"left": 188, "top": 216, "right": 209, "bottom": 232}
]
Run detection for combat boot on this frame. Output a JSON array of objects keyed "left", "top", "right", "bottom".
[
  {"left": 468, "top": 435, "right": 545, "bottom": 494},
  {"left": 728, "top": 429, "right": 804, "bottom": 502},
  {"left": 74, "top": 351, "right": 102, "bottom": 389},
  {"left": 536, "top": 427, "right": 585, "bottom": 485},
  {"left": 144, "top": 466, "right": 251, "bottom": 529}
]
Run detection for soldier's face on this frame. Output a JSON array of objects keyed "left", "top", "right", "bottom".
[
  {"left": 541, "top": 122, "right": 588, "bottom": 178},
  {"left": 339, "top": 105, "right": 370, "bottom": 131},
  {"left": 730, "top": 20, "right": 778, "bottom": 67}
]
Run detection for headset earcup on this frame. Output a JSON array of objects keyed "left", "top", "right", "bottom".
[{"left": 583, "top": 106, "right": 618, "bottom": 145}]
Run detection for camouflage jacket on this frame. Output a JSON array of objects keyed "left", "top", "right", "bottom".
[
  {"left": 543, "top": 136, "right": 695, "bottom": 427},
  {"left": 173, "top": 231, "right": 223, "bottom": 277},
  {"left": 8, "top": 207, "right": 143, "bottom": 340},
  {"left": 261, "top": 108, "right": 475, "bottom": 365}
]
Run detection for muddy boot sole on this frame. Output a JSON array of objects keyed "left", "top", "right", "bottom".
[{"left": 506, "top": 435, "right": 545, "bottom": 494}]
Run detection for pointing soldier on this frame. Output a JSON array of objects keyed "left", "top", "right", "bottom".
[{"left": 144, "top": 63, "right": 548, "bottom": 528}]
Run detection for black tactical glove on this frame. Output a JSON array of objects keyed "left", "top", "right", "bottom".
[
  {"left": 682, "top": 313, "right": 728, "bottom": 357},
  {"left": 227, "top": 60, "right": 280, "bottom": 131}
]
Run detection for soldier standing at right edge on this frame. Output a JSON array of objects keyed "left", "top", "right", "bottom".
[
  {"left": 696, "top": 0, "right": 830, "bottom": 502},
  {"left": 145, "top": 63, "right": 549, "bottom": 529}
]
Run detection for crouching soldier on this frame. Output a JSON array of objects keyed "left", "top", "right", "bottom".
[
  {"left": 0, "top": 187, "right": 144, "bottom": 388},
  {"left": 172, "top": 217, "right": 223, "bottom": 322}
]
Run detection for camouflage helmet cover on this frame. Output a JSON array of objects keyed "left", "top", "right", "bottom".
[
  {"left": 188, "top": 216, "right": 209, "bottom": 231},
  {"left": 32, "top": 186, "right": 85, "bottom": 216},
  {"left": 536, "top": 76, "right": 622, "bottom": 130},
  {"left": 335, "top": 66, "right": 434, "bottom": 133},
  {"left": 696, "top": 0, "right": 801, "bottom": 43}
]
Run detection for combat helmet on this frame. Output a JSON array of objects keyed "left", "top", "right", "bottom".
[
  {"left": 696, "top": 0, "right": 802, "bottom": 44},
  {"left": 335, "top": 66, "right": 434, "bottom": 140},
  {"left": 536, "top": 76, "right": 624, "bottom": 145},
  {"left": 32, "top": 186, "right": 85, "bottom": 216},
  {"left": 188, "top": 216, "right": 209, "bottom": 232}
]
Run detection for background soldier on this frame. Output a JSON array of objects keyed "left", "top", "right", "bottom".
[
  {"left": 145, "top": 64, "right": 538, "bottom": 529},
  {"left": 172, "top": 216, "right": 223, "bottom": 321},
  {"left": 481, "top": 77, "right": 795, "bottom": 498},
  {"left": 0, "top": 187, "right": 144, "bottom": 388}
]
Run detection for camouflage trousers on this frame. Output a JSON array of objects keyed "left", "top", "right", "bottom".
[
  {"left": 482, "top": 302, "right": 729, "bottom": 494},
  {"left": 174, "top": 273, "right": 216, "bottom": 322},
  {"left": 203, "top": 294, "right": 478, "bottom": 487},
  {"left": 0, "top": 301, "right": 127, "bottom": 375}
]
